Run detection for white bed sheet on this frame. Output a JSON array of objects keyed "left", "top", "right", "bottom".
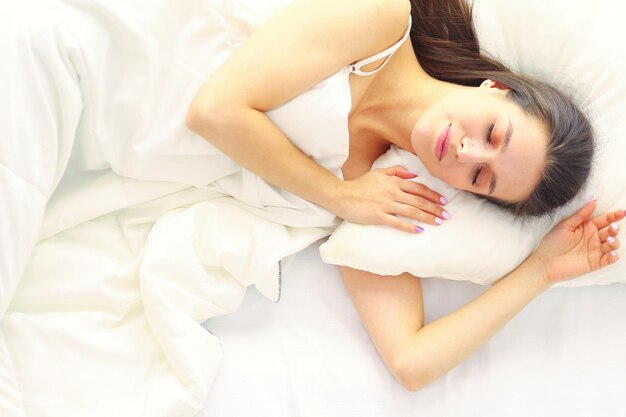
[{"left": 201, "top": 239, "right": 626, "bottom": 417}]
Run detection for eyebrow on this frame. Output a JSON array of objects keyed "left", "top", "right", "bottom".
[
  {"left": 501, "top": 120, "right": 513, "bottom": 153},
  {"left": 488, "top": 120, "right": 514, "bottom": 195}
]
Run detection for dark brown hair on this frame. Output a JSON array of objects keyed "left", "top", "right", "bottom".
[{"left": 409, "top": 0, "right": 594, "bottom": 217}]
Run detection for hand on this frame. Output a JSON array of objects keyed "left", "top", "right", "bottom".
[
  {"left": 532, "top": 200, "right": 624, "bottom": 284},
  {"left": 330, "top": 165, "right": 449, "bottom": 233}
]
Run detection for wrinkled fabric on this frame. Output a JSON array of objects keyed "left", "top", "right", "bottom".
[{"left": 0, "top": 0, "right": 349, "bottom": 415}]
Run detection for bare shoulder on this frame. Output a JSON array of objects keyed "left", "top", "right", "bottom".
[
  {"left": 191, "top": 0, "right": 412, "bottom": 112},
  {"left": 325, "top": 0, "right": 412, "bottom": 59},
  {"left": 272, "top": 0, "right": 412, "bottom": 65}
]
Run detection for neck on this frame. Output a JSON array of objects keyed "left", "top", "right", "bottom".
[{"left": 350, "top": 54, "right": 460, "bottom": 153}]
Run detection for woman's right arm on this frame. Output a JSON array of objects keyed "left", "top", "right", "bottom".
[{"left": 186, "top": 0, "right": 447, "bottom": 232}]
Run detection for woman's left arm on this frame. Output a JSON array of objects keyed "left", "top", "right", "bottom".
[
  {"left": 341, "top": 253, "right": 552, "bottom": 391},
  {"left": 341, "top": 201, "right": 624, "bottom": 391}
]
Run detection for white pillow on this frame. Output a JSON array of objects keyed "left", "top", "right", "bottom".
[{"left": 320, "top": 0, "right": 626, "bottom": 287}]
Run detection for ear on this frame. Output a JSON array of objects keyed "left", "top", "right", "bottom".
[{"left": 480, "top": 79, "right": 511, "bottom": 95}]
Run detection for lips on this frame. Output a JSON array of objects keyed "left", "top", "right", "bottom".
[{"left": 436, "top": 124, "right": 451, "bottom": 161}]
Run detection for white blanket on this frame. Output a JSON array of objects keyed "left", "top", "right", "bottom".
[{"left": 0, "top": 1, "right": 336, "bottom": 416}]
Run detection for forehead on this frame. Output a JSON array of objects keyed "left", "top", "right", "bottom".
[{"left": 490, "top": 101, "right": 548, "bottom": 202}]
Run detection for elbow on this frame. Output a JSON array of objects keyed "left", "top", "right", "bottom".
[
  {"left": 185, "top": 97, "right": 217, "bottom": 135},
  {"left": 185, "top": 103, "right": 199, "bottom": 132},
  {"left": 186, "top": 96, "right": 248, "bottom": 140},
  {"left": 185, "top": 89, "right": 231, "bottom": 135},
  {"left": 394, "top": 369, "right": 427, "bottom": 393},
  {"left": 390, "top": 357, "right": 433, "bottom": 392}
]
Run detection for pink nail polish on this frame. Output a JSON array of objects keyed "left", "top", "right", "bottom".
[
  {"left": 440, "top": 197, "right": 448, "bottom": 205},
  {"left": 441, "top": 210, "right": 451, "bottom": 220},
  {"left": 435, "top": 217, "right": 444, "bottom": 225},
  {"left": 608, "top": 236, "right": 616, "bottom": 244},
  {"left": 415, "top": 226, "right": 425, "bottom": 233},
  {"left": 407, "top": 169, "right": 419, "bottom": 176},
  {"left": 612, "top": 223, "right": 619, "bottom": 231},
  {"left": 611, "top": 250, "right": 617, "bottom": 257}
]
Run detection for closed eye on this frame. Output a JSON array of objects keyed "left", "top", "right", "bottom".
[
  {"left": 486, "top": 123, "right": 495, "bottom": 144},
  {"left": 472, "top": 166, "right": 483, "bottom": 186}
]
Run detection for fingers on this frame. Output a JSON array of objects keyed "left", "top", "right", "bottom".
[
  {"left": 601, "top": 236, "right": 620, "bottom": 253},
  {"left": 393, "top": 198, "right": 450, "bottom": 226},
  {"left": 598, "top": 221, "right": 620, "bottom": 242},
  {"left": 592, "top": 208, "right": 626, "bottom": 230},
  {"left": 600, "top": 250, "right": 619, "bottom": 269},
  {"left": 598, "top": 220, "right": 621, "bottom": 264},
  {"left": 382, "top": 214, "right": 426, "bottom": 234},
  {"left": 380, "top": 200, "right": 451, "bottom": 234},
  {"left": 398, "top": 179, "right": 448, "bottom": 206},
  {"left": 562, "top": 200, "right": 596, "bottom": 231},
  {"left": 379, "top": 165, "right": 448, "bottom": 205},
  {"left": 382, "top": 165, "right": 419, "bottom": 180},
  {"left": 377, "top": 166, "right": 450, "bottom": 231},
  {"left": 588, "top": 207, "right": 625, "bottom": 264}
]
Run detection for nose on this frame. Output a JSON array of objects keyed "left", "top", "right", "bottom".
[{"left": 456, "top": 137, "right": 488, "bottom": 164}]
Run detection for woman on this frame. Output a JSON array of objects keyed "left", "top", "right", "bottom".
[{"left": 186, "top": 0, "right": 623, "bottom": 390}]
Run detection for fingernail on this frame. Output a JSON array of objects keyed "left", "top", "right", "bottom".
[
  {"left": 416, "top": 226, "right": 425, "bottom": 233},
  {"left": 612, "top": 223, "right": 619, "bottom": 231},
  {"left": 611, "top": 250, "right": 617, "bottom": 257},
  {"left": 408, "top": 169, "right": 419, "bottom": 176},
  {"left": 440, "top": 196, "right": 448, "bottom": 205},
  {"left": 435, "top": 217, "right": 445, "bottom": 225},
  {"left": 441, "top": 210, "right": 451, "bottom": 220},
  {"left": 608, "top": 236, "right": 616, "bottom": 244}
]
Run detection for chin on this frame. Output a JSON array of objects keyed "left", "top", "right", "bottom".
[
  {"left": 422, "top": 162, "right": 444, "bottom": 182},
  {"left": 427, "top": 167, "right": 457, "bottom": 188}
]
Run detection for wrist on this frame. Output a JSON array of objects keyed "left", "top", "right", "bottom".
[
  {"left": 524, "top": 254, "right": 553, "bottom": 290},
  {"left": 320, "top": 177, "right": 346, "bottom": 214}
]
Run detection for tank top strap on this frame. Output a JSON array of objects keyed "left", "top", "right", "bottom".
[{"left": 349, "top": 14, "right": 412, "bottom": 77}]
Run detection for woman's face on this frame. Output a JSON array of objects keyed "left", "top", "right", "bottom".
[{"left": 410, "top": 82, "right": 548, "bottom": 203}]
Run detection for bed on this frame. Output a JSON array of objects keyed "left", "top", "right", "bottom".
[
  {"left": 202, "top": 240, "right": 626, "bottom": 417},
  {"left": 1, "top": 0, "right": 625, "bottom": 416}
]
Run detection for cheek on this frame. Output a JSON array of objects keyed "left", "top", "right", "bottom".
[
  {"left": 410, "top": 117, "right": 433, "bottom": 158},
  {"left": 432, "top": 164, "right": 469, "bottom": 190}
]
